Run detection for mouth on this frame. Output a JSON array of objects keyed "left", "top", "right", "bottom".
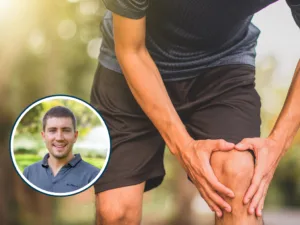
[{"left": 52, "top": 143, "right": 67, "bottom": 151}]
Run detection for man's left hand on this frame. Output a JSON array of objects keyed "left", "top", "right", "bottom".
[{"left": 235, "top": 137, "right": 284, "bottom": 217}]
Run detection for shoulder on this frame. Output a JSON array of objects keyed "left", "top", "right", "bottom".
[
  {"left": 24, "top": 160, "right": 43, "bottom": 171},
  {"left": 75, "top": 160, "right": 101, "bottom": 183},
  {"left": 78, "top": 160, "right": 100, "bottom": 174},
  {"left": 103, "top": 0, "right": 149, "bottom": 19},
  {"left": 23, "top": 160, "right": 43, "bottom": 177}
]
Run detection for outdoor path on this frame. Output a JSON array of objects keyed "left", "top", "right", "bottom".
[{"left": 264, "top": 209, "right": 300, "bottom": 225}]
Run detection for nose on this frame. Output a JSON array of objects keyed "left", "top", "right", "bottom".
[{"left": 55, "top": 130, "right": 64, "bottom": 141}]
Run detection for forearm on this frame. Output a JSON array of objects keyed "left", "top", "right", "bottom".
[
  {"left": 270, "top": 60, "right": 300, "bottom": 152},
  {"left": 116, "top": 48, "right": 192, "bottom": 154}
]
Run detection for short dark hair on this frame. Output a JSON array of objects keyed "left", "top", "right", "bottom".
[{"left": 42, "top": 106, "right": 76, "bottom": 131}]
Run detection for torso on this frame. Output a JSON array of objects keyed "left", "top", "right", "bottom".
[{"left": 100, "top": 0, "right": 278, "bottom": 80}]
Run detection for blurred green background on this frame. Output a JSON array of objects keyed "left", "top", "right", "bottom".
[
  {"left": 13, "top": 98, "right": 108, "bottom": 171},
  {"left": 0, "top": 0, "right": 299, "bottom": 225}
]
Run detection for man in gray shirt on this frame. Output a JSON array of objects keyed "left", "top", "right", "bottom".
[
  {"left": 91, "top": 0, "right": 300, "bottom": 225},
  {"left": 23, "top": 106, "right": 100, "bottom": 193}
]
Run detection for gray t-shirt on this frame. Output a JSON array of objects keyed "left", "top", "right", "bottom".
[{"left": 99, "top": 0, "right": 300, "bottom": 81}]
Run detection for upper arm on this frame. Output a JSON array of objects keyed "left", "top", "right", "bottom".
[
  {"left": 102, "top": 0, "right": 148, "bottom": 53},
  {"left": 113, "top": 13, "right": 146, "bottom": 54}
]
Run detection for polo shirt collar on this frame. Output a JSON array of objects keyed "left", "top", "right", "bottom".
[
  {"left": 42, "top": 153, "right": 50, "bottom": 167},
  {"left": 68, "top": 154, "right": 82, "bottom": 167},
  {"left": 41, "top": 153, "right": 82, "bottom": 168}
]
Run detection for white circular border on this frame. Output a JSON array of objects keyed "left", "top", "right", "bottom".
[{"left": 10, "top": 95, "right": 111, "bottom": 197}]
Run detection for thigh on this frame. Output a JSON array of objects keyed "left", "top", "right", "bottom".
[
  {"left": 91, "top": 64, "right": 165, "bottom": 193},
  {"left": 185, "top": 65, "right": 261, "bottom": 144}
]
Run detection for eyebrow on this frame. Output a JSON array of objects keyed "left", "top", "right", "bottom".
[{"left": 47, "top": 127, "right": 73, "bottom": 131}]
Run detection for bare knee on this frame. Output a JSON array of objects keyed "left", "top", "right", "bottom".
[
  {"left": 96, "top": 184, "right": 144, "bottom": 225},
  {"left": 211, "top": 150, "right": 254, "bottom": 196},
  {"left": 211, "top": 150, "right": 262, "bottom": 224},
  {"left": 97, "top": 200, "right": 139, "bottom": 225}
]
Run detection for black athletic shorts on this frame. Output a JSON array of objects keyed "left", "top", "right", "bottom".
[{"left": 90, "top": 64, "right": 261, "bottom": 193}]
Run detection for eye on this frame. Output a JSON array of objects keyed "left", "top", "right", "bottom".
[{"left": 63, "top": 129, "right": 72, "bottom": 133}]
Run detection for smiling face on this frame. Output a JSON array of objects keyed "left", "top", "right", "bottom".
[{"left": 41, "top": 117, "right": 78, "bottom": 160}]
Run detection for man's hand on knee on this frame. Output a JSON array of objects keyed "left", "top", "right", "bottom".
[
  {"left": 173, "top": 139, "right": 236, "bottom": 217},
  {"left": 235, "top": 137, "right": 284, "bottom": 217},
  {"left": 211, "top": 150, "right": 264, "bottom": 225}
]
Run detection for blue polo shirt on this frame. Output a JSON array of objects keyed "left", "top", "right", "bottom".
[{"left": 23, "top": 153, "right": 100, "bottom": 193}]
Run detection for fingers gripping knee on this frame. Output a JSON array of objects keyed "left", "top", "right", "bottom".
[{"left": 211, "top": 150, "right": 255, "bottom": 196}]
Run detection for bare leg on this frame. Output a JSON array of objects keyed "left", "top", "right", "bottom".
[
  {"left": 211, "top": 150, "right": 263, "bottom": 225},
  {"left": 96, "top": 182, "right": 145, "bottom": 225}
]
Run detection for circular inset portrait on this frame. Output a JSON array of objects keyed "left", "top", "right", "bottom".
[{"left": 10, "top": 95, "right": 110, "bottom": 197}]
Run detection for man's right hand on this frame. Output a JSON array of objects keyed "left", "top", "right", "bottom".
[{"left": 174, "top": 139, "right": 235, "bottom": 217}]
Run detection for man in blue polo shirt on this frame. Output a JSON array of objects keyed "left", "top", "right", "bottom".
[{"left": 23, "top": 106, "right": 100, "bottom": 193}]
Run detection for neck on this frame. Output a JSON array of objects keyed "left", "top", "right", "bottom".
[{"left": 48, "top": 153, "right": 74, "bottom": 176}]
